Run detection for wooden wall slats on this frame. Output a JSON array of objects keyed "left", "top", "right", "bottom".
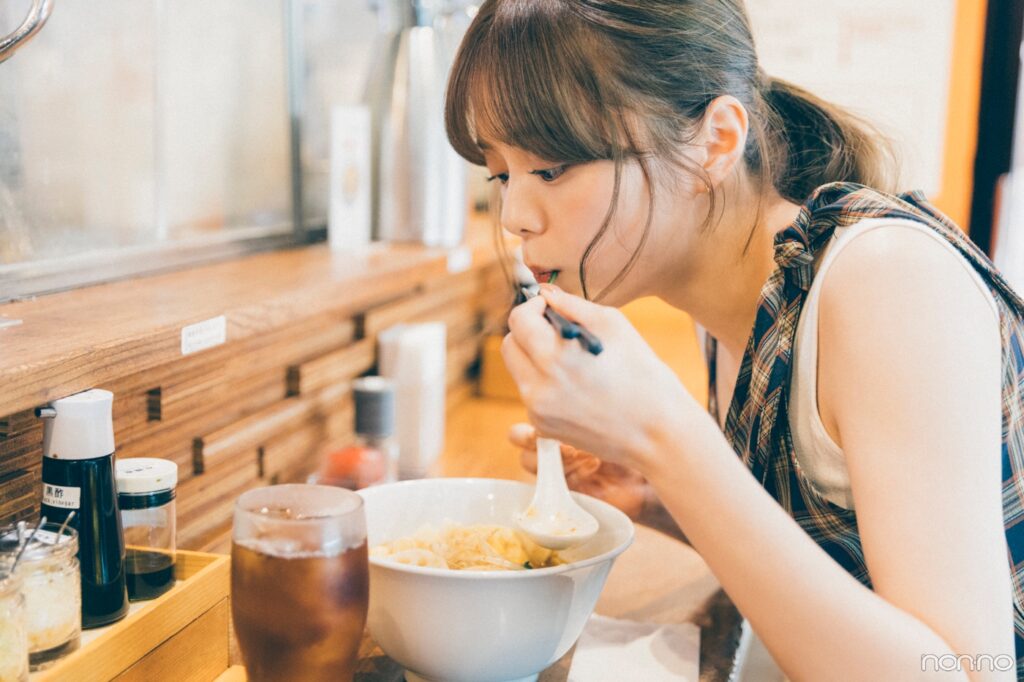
[
  {"left": 0, "top": 470, "right": 37, "bottom": 521},
  {"left": 178, "top": 453, "right": 261, "bottom": 521},
  {"left": 155, "top": 365, "right": 228, "bottom": 424},
  {"left": 321, "top": 398, "right": 355, "bottom": 444},
  {"left": 111, "top": 385, "right": 159, "bottom": 446},
  {"left": 286, "top": 339, "right": 375, "bottom": 397},
  {"left": 178, "top": 480, "right": 260, "bottom": 551},
  {"left": 115, "top": 370, "right": 288, "bottom": 479},
  {"left": 261, "top": 422, "right": 326, "bottom": 485},
  {"left": 142, "top": 314, "right": 354, "bottom": 423},
  {"left": 363, "top": 273, "right": 480, "bottom": 338},
  {"left": 0, "top": 260, "right": 505, "bottom": 546},
  {"left": 0, "top": 425, "right": 43, "bottom": 460},
  {"left": 0, "top": 449, "right": 39, "bottom": 482},
  {"left": 192, "top": 378, "right": 353, "bottom": 474},
  {"left": 224, "top": 315, "right": 357, "bottom": 381},
  {"left": 0, "top": 410, "right": 37, "bottom": 438},
  {"left": 177, "top": 455, "right": 261, "bottom": 549},
  {"left": 1, "top": 421, "right": 45, "bottom": 524},
  {"left": 194, "top": 399, "right": 309, "bottom": 475}
]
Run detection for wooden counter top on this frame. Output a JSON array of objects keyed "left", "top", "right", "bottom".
[{"left": 0, "top": 221, "right": 497, "bottom": 418}]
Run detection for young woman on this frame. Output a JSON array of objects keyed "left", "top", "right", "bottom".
[{"left": 444, "top": 1, "right": 1021, "bottom": 679}]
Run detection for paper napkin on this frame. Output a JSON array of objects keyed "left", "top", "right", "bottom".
[{"left": 567, "top": 615, "right": 700, "bottom": 682}]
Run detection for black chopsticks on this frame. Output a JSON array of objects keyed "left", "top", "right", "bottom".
[{"left": 519, "top": 286, "right": 604, "bottom": 356}]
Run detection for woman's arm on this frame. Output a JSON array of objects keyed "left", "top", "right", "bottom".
[
  {"left": 503, "top": 232, "right": 1014, "bottom": 679},
  {"left": 646, "top": 226, "right": 1014, "bottom": 680},
  {"left": 820, "top": 226, "right": 1014, "bottom": 676}
]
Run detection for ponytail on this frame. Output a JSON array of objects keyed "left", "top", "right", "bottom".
[{"left": 757, "top": 76, "right": 899, "bottom": 203}]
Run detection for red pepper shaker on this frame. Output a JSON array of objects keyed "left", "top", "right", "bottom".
[{"left": 315, "top": 377, "right": 398, "bottom": 489}]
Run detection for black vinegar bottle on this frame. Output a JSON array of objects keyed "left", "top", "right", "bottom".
[{"left": 37, "top": 388, "right": 129, "bottom": 628}]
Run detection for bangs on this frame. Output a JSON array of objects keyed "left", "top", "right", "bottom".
[{"left": 445, "top": 2, "right": 631, "bottom": 166}]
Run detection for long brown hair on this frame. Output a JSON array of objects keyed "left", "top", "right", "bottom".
[{"left": 445, "top": 0, "right": 897, "bottom": 300}]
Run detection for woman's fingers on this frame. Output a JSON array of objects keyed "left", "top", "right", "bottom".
[
  {"left": 508, "top": 422, "right": 536, "bottom": 450},
  {"left": 571, "top": 453, "right": 602, "bottom": 477},
  {"left": 520, "top": 448, "right": 592, "bottom": 480},
  {"left": 511, "top": 420, "right": 601, "bottom": 477},
  {"left": 506, "top": 294, "right": 560, "bottom": 366},
  {"left": 520, "top": 447, "right": 538, "bottom": 474},
  {"left": 500, "top": 332, "right": 542, "bottom": 385},
  {"left": 538, "top": 284, "right": 618, "bottom": 330}
]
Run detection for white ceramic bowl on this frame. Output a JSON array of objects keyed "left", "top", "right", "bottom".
[{"left": 358, "top": 478, "right": 635, "bottom": 682}]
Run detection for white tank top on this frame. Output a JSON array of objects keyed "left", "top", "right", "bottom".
[{"left": 788, "top": 218, "right": 1000, "bottom": 510}]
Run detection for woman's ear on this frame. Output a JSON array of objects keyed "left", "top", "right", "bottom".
[{"left": 698, "top": 95, "right": 749, "bottom": 186}]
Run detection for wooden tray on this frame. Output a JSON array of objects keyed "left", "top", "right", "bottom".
[{"left": 32, "top": 549, "right": 230, "bottom": 682}]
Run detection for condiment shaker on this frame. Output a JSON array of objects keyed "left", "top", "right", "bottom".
[
  {"left": 311, "top": 376, "right": 398, "bottom": 489},
  {"left": 37, "top": 388, "right": 128, "bottom": 628}
]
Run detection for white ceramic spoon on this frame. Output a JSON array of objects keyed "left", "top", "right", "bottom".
[{"left": 515, "top": 437, "right": 599, "bottom": 550}]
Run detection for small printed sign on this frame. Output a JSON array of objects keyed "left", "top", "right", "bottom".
[
  {"left": 181, "top": 315, "right": 227, "bottom": 356},
  {"left": 42, "top": 482, "right": 81, "bottom": 510}
]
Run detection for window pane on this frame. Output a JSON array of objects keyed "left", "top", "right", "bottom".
[
  {"left": 0, "top": 0, "right": 158, "bottom": 265},
  {"left": 158, "top": 0, "right": 291, "bottom": 241},
  {"left": 0, "top": 0, "right": 294, "bottom": 274},
  {"left": 298, "top": 0, "right": 379, "bottom": 229}
]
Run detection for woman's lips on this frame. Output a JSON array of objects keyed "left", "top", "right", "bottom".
[{"left": 528, "top": 268, "right": 558, "bottom": 284}]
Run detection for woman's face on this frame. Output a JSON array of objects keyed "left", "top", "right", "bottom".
[{"left": 482, "top": 141, "right": 706, "bottom": 306}]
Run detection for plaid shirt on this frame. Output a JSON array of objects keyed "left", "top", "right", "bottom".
[{"left": 706, "top": 182, "right": 1024, "bottom": 671}]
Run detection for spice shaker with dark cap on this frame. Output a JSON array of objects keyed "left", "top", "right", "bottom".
[{"left": 313, "top": 376, "right": 398, "bottom": 489}]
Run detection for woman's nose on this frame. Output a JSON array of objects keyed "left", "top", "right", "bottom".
[{"left": 500, "top": 183, "right": 545, "bottom": 238}]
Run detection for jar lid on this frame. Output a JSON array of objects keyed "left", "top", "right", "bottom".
[{"left": 116, "top": 458, "right": 178, "bottom": 494}]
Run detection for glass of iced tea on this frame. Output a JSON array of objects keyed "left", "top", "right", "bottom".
[{"left": 231, "top": 484, "right": 368, "bottom": 682}]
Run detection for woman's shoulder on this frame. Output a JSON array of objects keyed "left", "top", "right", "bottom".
[
  {"left": 818, "top": 217, "right": 999, "bottom": 324},
  {"left": 812, "top": 217, "right": 1003, "bottom": 455}
]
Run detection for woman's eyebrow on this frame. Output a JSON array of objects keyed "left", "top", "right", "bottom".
[{"left": 476, "top": 139, "right": 492, "bottom": 151}]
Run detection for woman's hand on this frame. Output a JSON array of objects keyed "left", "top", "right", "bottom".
[
  {"left": 510, "top": 422, "right": 690, "bottom": 543},
  {"left": 501, "top": 285, "right": 701, "bottom": 475},
  {"left": 509, "top": 422, "right": 647, "bottom": 518}
]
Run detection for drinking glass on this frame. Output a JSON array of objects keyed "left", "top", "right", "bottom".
[{"left": 231, "top": 484, "right": 368, "bottom": 682}]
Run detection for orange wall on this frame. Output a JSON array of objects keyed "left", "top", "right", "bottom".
[{"left": 932, "top": 0, "right": 989, "bottom": 232}]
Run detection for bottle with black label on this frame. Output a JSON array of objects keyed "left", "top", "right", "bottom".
[{"left": 37, "top": 389, "right": 128, "bottom": 628}]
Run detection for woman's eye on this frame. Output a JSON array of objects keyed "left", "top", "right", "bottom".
[
  {"left": 486, "top": 172, "right": 509, "bottom": 185},
  {"left": 530, "top": 165, "right": 568, "bottom": 182}
]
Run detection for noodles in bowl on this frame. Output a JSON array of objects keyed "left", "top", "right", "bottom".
[
  {"left": 358, "top": 478, "right": 634, "bottom": 682},
  {"left": 371, "top": 522, "right": 564, "bottom": 571}
]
